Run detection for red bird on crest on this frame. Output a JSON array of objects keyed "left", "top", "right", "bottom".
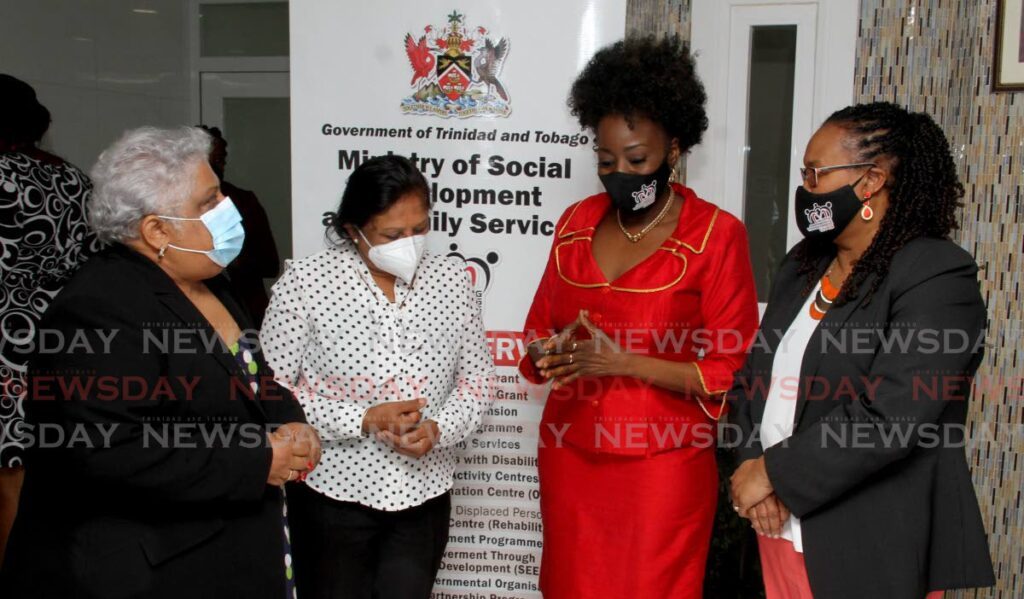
[{"left": 404, "top": 33, "right": 435, "bottom": 86}]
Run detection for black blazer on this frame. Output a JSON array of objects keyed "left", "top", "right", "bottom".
[
  {"left": 0, "top": 244, "right": 307, "bottom": 599},
  {"left": 731, "top": 237, "right": 995, "bottom": 598}
]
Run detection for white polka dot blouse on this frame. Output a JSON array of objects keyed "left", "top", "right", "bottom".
[{"left": 260, "top": 242, "right": 495, "bottom": 511}]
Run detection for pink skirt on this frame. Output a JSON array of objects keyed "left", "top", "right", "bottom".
[{"left": 758, "top": 535, "right": 944, "bottom": 599}]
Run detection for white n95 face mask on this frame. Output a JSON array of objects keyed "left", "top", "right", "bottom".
[{"left": 357, "top": 228, "right": 427, "bottom": 283}]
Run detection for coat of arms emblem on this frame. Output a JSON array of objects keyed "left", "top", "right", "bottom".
[{"left": 402, "top": 10, "right": 511, "bottom": 118}]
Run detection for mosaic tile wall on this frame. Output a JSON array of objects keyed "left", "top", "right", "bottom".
[
  {"left": 625, "top": 0, "right": 691, "bottom": 40},
  {"left": 627, "top": 0, "right": 1023, "bottom": 596},
  {"left": 854, "top": 2, "right": 1021, "bottom": 596}
]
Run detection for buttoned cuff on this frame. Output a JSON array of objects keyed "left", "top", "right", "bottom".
[
  {"left": 693, "top": 362, "right": 733, "bottom": 395},
  {"left": 431, "top": 414, "right": 458, "bottom": 448}
]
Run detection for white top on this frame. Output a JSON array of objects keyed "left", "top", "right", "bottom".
[
  {"left": 260, "top": 243, "right": 495, "bottom": 511},
  {"left": 760, "top": 282, "right": 822, "bottom": 553}
]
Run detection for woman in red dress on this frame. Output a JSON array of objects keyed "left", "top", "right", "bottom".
[{"left": 519, "top": 37, "right": 759, "bottom": 598}]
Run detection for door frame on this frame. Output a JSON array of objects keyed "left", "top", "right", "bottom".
[
  {"left": 687, "top": 0, "right": 858, "bottom": 309},
  {"left": 688, "top": 0, "right": 856, "bottom": 240},
  {"left": 198, "top": 71, "right": 290, "bottom": 130},
  {"left": 187, "top": 0, "right": 290, "bottom": 124}
]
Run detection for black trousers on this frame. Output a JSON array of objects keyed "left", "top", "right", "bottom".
[{"left": 287, "top": 483, "right": 450, "bottom": 599}]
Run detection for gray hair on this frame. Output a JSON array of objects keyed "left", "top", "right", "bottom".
[{"left": 89, "top": 126, "right": 212, "bottom": 243}]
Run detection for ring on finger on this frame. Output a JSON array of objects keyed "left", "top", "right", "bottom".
[
  {"left": 571, "top": 341, "right": 578, "bottom": 352},
  {"left": 569, "top": 353, "right": 574, "bottom": 365}
]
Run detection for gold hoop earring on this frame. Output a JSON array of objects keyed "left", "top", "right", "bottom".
[{"left": 669, "top": 167, "right": 678, "bottom": 183}]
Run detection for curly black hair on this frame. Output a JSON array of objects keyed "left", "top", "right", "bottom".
[
  {"left": 568, "top": 35, "right": 707, "bottom": 151},
  {"left": 796, "top": 101, "right": 964, "bottom": 304}
]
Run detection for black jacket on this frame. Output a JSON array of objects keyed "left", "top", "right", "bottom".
[
  {"left": 731, "top": 237, "right": 995, "bottom": 598},
  {"left": 0, "top": 244, "right": 307, "bottom": 599}
]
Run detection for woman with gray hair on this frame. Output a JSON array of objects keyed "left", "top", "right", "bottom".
[{"left": 0, "top": 126, "right": 319, "bottom": 599}]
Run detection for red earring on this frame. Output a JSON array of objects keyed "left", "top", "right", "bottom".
[{"left": 861, "top": 192, "right": 874, "bottom": 221}]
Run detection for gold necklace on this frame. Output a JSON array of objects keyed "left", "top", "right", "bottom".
[{"left": 616, "top": 192, "right": 675, "bottom": 243}]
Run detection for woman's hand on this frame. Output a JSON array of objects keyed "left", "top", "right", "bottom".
[
  {"left": 267, "top": 428, "right": 316, "bottom": 487},
  {"left": 274, "top": 422, "right": 322, "bottom": 472},
  {"left": 730, "top": 456, "right": 775, "bottom": 513},
  {"left": 535, "top": 310, "right": 634, "bottom": 389},
  {"left": 376, "top": 419, "right": 440, "bottom": 459},
  {"left": 361, "top": 399, "right": 425, "bottom": 436},
  {"left": 738, "top": 493, "right": 791, "bottom": 538}
]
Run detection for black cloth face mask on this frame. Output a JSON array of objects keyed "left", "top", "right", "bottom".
[
  {"left": 793, "top": 178, "right": 870, "bottom": 241},
  {"left": 599, "top": 159, "right": 672, "bottom": 213}
]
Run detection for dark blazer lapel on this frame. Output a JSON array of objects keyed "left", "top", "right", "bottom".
[
  {"left": 104, "top": 247, "right": 270, "bottom": 420},
  {"left": 206, "top": 276, "right": 256, "bottom": 335},
  {"left": 205, "top": 279, "right": 271, "bottom": 417},
  {"left": 153, "top": 280, "right": 272, "bottom": 422},
  {"left": 773, "top": 253, "right": 833, "bottom": 341},
  {"left": 152, "top": 290, "right": 244, "bottom": 377},
  {"left": 793, "top": 270, "right": 878, "bottom": 428},
  {"left": 750, "top": 254, "right": 830, "bottom": 423},
  {"left": 112, "top": 247, "right": 253, "bottom": 381}
]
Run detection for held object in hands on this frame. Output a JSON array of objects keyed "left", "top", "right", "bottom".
[{"left": 527, "top": 339, "right": 549, "bottom": 365}]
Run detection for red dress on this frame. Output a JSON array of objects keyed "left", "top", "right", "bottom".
[{"left": 520, "top": 184, "right": 758, "bottom": 598}]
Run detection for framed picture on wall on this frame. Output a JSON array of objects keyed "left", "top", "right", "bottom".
[{"left": 995, "top": 0, "right": 1024, "bottom": 90}]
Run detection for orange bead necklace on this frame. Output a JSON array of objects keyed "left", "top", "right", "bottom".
[{"left": 809, "top": 260, "right": 842, "bottom": 320}]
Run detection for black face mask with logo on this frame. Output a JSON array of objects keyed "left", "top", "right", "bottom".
[
  {"left": 599, "top": 159, "right": 672, "bottom": 213},
  {"left": 793, "top": 183, "right": 870, "bottom": 242}
]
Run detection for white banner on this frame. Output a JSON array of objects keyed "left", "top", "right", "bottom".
[{"left": 290, "top": 2, "right": 626, "bottom": 596}]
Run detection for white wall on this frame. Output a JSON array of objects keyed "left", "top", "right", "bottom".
[{"left": 0, "top": 0, "right": 191, "bottom": 172}]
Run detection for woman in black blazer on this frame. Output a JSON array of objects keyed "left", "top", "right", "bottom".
[
  {"left": 729, "top": 102, "right": 995, "bottom": 598},
  {"left": 0, "top": 126, "right": 319, "bottom": 599}
]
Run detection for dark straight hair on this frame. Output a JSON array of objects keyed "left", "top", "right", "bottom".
[{"left": 328, "top": 154, "right": 430, "bottom": 242}]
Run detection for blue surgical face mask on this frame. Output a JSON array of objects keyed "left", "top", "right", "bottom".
[{"left": 157, "top": 197, "right": 245, "bottom": 267}]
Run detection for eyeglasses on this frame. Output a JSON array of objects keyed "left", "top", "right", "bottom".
[{"left": 799, "top": 162, "right": 874, "bottom": 187}]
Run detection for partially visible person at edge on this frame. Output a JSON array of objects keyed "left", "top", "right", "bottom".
[
  {"left": 518, "top": 36, "right": 759, "bottom": 599},
  {"left": 0, "top": 74, "right": 101, "bottom": 565},
  {"left": 198, "top": 125, "right": 280, "bottom": 328},
  {"left": 729, "top": 102, "right": 995, "bottom": 599},
  {"left": 0, "top": 126, "right": 320, "bottom": 599},
  {"left": 261, "top": 154, "right": 495, "bottom": 599}
]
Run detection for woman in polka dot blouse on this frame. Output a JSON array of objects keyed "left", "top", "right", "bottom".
[{"left": 261, "top": 155, "right": 495, "bottom": 599}]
